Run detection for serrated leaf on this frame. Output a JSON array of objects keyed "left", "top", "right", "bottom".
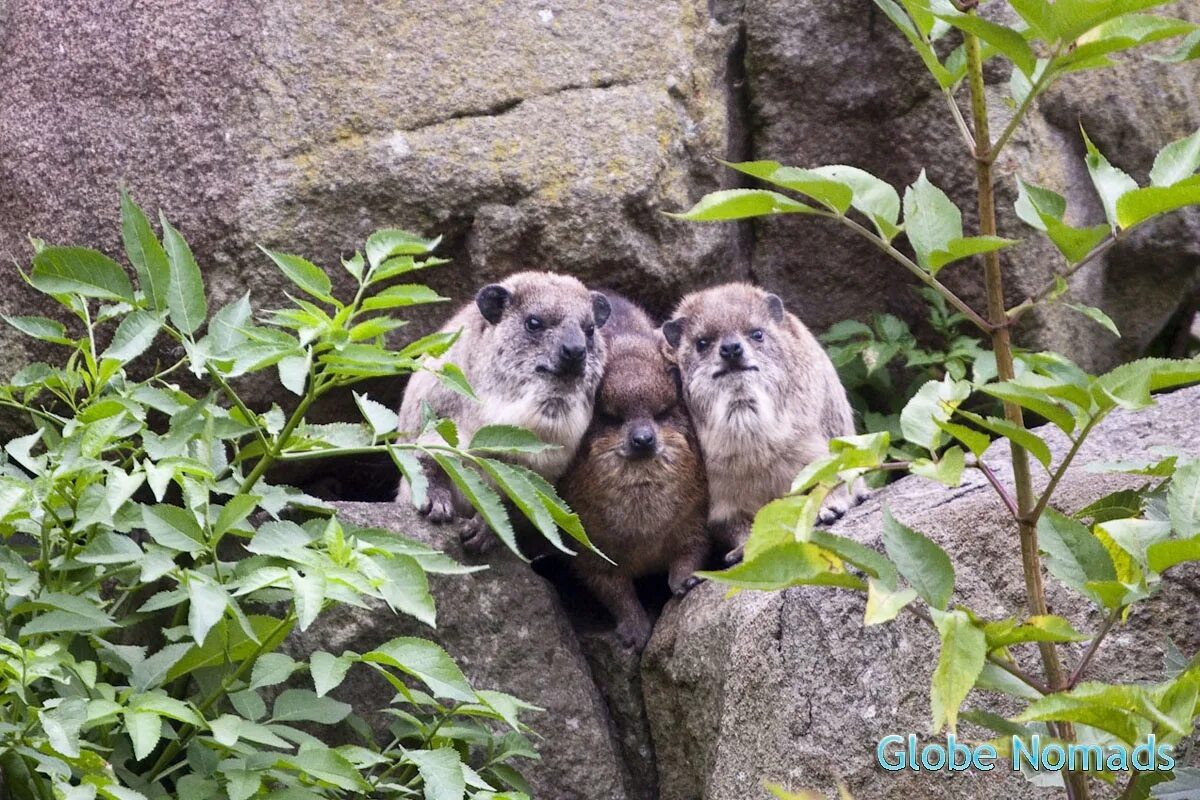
[
  {"left": 723, "top": 160, "right": 854, "bottom": 214},
  {"left": 984, "top": 615, "right": 1089, "bottom": 649},
  {"left": 1168, "top": 460, "right": 1200, "bottom": 537},
  {"left": 121, "top": 189, "right": 171, "bottom": 310},
  {"left": 278, "top": 747, "right": 371, "bottom": 791},
  {"left": 910, "top": 446, "right": 965, "bottom": 487},
  {"left": 932, "top": 3, "right": 1037, "bottom": 75},
  {"left": 131, "top": 643, "right": 193, "bottom": 692},
  {"left": 1151, "top": 128, "right": 1200, "bottom": 188},
  {"left": 435, "top": 363, "right": 477, "bottom": 400},
  {"left": 405, "top": 748, "right": 466, "bottom": 800},
  {"left": 159, "top": 214, "right": 207, "bottom": 335},
  {"left": 104, "top": 309, "right": 161, "bottom": 362},
  {"left": 1083, "top": 128, "right": 1138, "bottom": 231},
  {"left": 142, "top": 503, "right": 206, "bottom": 553},
  {"left": 4, "top": 315, "right": 71, "bottom": 345},
  {"left": 468, "top": 425, "right": 552, "bottom": 455},
  {"left": 362, "top": 637, "right": 475, "bottom": 702},
  {"left": 77, "top": 532, "right": 143, "bottom": 564},
  {"left": 928, "top": 236, "right": 1017, "bottom": 273},
  {"left": 361, "top": 283, "right": 447, "bottom": 311},
  {"left": 373, "top": 554, "right": 436, "bottom": 626},
  {"left": 700, "top": 541, "right": 865, "bottom": 592},
  {"left": 354, "top": 392, "right": 399, "bottom": 436},
  {"left": 365, "top": 229, "right": 441, "bottom": 270},
  {"left": 271, "top": 688, "right": 352, "bottom": 724},
  {"left": 30, "top": 246, "right": 135, "bottom": 302},
  {"left": 669, "top": 188, "right": 818, "bottom": 221},
  {"left": 931, "top": 609, "right": 986, "bottom": 733},
  {"left": 42, "top": 697, "right": 86, "bottom": 758},
  {"left": 952, "top": 407, "right": 1053, "bottom": 468},
  {"left": 864, "top": 579, "right": 917, "bottom": 625},
  {"left": 1064, "top": 302, "right": 1120, "bottom": 337},
  {"left": 249, "top": 652, "right": 300, "bottom": 690},
  {"left": 811, "top": 165, "right": 903, "bottom": 239},
  {"left": 1038, "top": 509, "right": 1117, "bottom": 596},
  {"left": 979, "top": 381, "right": 1076, "bottom": 434},
  {"left": 1155, "top": 28, "right": 1200, "bottom": 63},
  {"left": 903, "top": 171, "right": 963, "bottom": 270},
  {"left": 430, "top": 453, "right": 520, "bottom": 558},
  {"left": 873, "top": 0, "right": 955, "bottom": 87},
  {"left": 882, "top": 510, "right": 954, "bottom": 610},
  {"left": 125, "top": 710, "right": 162, "bottom": 761},
  {"left": 1116, "top": 175, "right": 1200, "bottom": 229},
  {"left": 259, "top": 246, "right": 333, "bottom": 302},
  {"left": 187, "top": 577, "right": 228, "bottom": 645},
  {"left": 310, "top": 651, "right": 354, "bottom": 698},
  {"left": 900, "top": 376, "right": 970, "bottom": 453}
]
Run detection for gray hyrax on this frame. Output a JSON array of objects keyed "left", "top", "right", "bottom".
[
  {"left": 396, "top": 271, "right": 610, "bottom": 552},
  {"left": 663, "top": 282, "right": 857, "bottom": 563},
  {"left": 559, "top": 294, "right": 709, "bottom": 651}
]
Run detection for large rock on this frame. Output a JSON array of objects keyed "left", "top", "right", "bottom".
[
  {"left": 2, "top": 0, "right": 1196, "bottom": 397},
  {"left": 642, "top": 384, "right": 1200, "bottom": 799}
]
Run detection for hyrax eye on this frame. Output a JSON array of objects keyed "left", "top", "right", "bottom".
[
  {"left": 525, "top": 316, "right": 544, "bottom": 333},
  {"left": 653, "top": 407, "right": 673, "bottom": 422},
  {"left": 584, "top": 324, "right": 596, "bottom": 338},
  {"left": 696, "top": 337, "right": 711, "bottom": 352},
  {"left": 749, "top": 329, "right": 765, "bottom": 342}
]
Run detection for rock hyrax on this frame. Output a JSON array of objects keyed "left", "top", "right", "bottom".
[
  {"left": 663, "top": 282, "right": 856, "bottom": 562},
  {"left": 559, "top": 294, "right": 709, "bottom": 651},
  {"left": 396, "top": 271, "right": 611, "bottom": 551}
]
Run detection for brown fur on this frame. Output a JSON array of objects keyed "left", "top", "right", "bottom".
[
  {"left": 663, "top": 283, "right": 857, "bottom": 562},
  {"left": 396, "top": 271, "right": 610, "bottom": 552},
  {"left": 559, "top": 295, "right": 709, "bottom": 651}
]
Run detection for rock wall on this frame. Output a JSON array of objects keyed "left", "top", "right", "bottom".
[
  {"left": 2, "top": 0, "right": 1198, "bottom": 388},
  {"left": 304, "top": 385, "right": 1200, "bottom": 800}
]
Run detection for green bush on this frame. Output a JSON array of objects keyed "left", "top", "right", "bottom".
[
  {"left": 0, "top": 193, "right": 572, "bottom": 799},
  {"left": 674, "top": 1, "right": 1200, "bottom": 797}
]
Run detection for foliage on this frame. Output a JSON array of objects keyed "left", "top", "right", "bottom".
[
  {"left": 821, "top": 287, "right": 986, "bottom": 461},
  {"left": 674, "top": 1, "right": 1200, "bottom": 797},
  {"left": 0, "top": 195, "right": 573, "bottom": 799}
]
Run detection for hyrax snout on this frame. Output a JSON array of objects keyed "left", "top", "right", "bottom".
[
  {"left": 559, "top": 294, "right": 709, "bottom": 651},
  {"left": 395, "top": 271, "right": 611, "bottom": 552},
  {"left": 663, "top": 282, "right": 859, "bottom": 563}
]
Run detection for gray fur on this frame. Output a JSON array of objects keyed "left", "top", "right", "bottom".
[{"left": 663, "top": 282, "right": 859, "bottom": 561}]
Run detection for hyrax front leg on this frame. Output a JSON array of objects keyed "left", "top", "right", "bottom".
[
  {"left": 667, "top": 535, "right": 709, "bottom": 596},
  {"left": 461, "top": 512, "right": 501, "bottom": 555},
  {"left": 710, "top": 516, "right": 751, "bottom": 566},
  {"left": 398, "top": 454, "right": 458, "bottom": 524},
  {"left": 579, "top": 567, "right": 653, "bottom": 651}
]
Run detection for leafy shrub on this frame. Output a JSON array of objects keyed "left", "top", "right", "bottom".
[
  {"left": 0, "top": 193, "right": 573, "bottom": 799},
  {"left": 675, "top": 1, "right": 1200, "bottom": 797}
]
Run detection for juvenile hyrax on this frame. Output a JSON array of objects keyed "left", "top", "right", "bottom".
[
  {"left": 559, "top": 294, "right": 709, "bottom": 651},
  {"left": 663, "top": 283, "right": 856, "bottom": 562},
  {"left": 396, "top": 271, "right": 611, "bottom": 551}
]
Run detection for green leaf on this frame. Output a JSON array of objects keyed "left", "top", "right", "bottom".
[
  {"left": 932, "top": 3, "right": 1038, "bottom": 75},
  {"left": 104, "top": 309, "right": 161, "bottom": 362},
  {"left": 77, "top": 531, "right": 143, "bottom": 564},
  {"left": 697, "top": 541, "right": 865, "bottom": 592},
  {"left": 722, "top": 160, "right": 854, "bottom": 214},
  {"left": 159, "top": 213, "right": 208, "bottom": 335},
  {"left": 4, "top": 315, "right": 71, "bottom": 345},
  {"left": 167, "top": 615, "right": 293, "bottom": 681},
  {"left": 271, "top": 688, "right": 352, "bottom": 724},
  {"left": 405, "top": 748, "right": 467, "bottom": 800},
  {"left": 469, "top": 425, "right": 553, "bottom": 455},
  {"left": 361, "top": 283, "right": 448, "bottom": 312},
  {"left": 1099, "top": 518, "right": 1173, "bottom": 570},
  {"left": 30, "top": 246, "right": 135, "bottom": 302},
  {"left": 1057, "top": 14, "right": 1198, "bottom": 71},
  {"left": 1151, "top": 128, "right": 1200, "bottom": 188},
  {"left": 979, "top": 381, "right": 1076, "bottom": 434},
  {"left": 1014, "top": 177, "right": 1110, "bottom": 263},
  {"left": 131, "top": 643, "right": 193, "bottom": 692},
  {"left": 1009, "top": 0, "right": 1055, "bottom": 42},
  {"left": 1083, "top": 128, "right": 1138, "bottom": 231},
  {"left": 310, "top": 651, "right": 354, "bottom": 697},
  {"left": 811, "top": 165, "right": 903, "bottom": 239},
  {"left": 435, "top": 363, "right": 477, "bottom": 400},
  {"left": 1075, "top": 489, "right": 1144, "bottom": 523},
  {"left": 476, "top": 458, "right": 569, "bottom": 556},
  {"left": 669, "top": 188, "right": 818, "bottom": 221},
  {"left": 373, "top": 554, "right": 437, "bottom": 626},
  {"left": 1064, "top": 302, "right": 1120, "bottom": 337},
  {"left": 249, "top": 652, "right": 300, "bottom": 690},
  {"left": 125, "top": 710, "right": 162, "bottom": 761},
  {"left": 933, "top": 418, "right": 991, "bottom": 457},
  {"left": 1038, "top": 508, "right": 1117, "bottom": 595},
  {"left": 1015, "top": 685, "right": 1147, "bottom": 745},
  {"left": 902, "top": 171, "right": 963, "bottom": 271},
  {"left": 120, "top": 190, "right": 171, "bottom": 310},
  {"left": 930, "top": 609, "right": 986, "bottom": 733},
  {"left": 983, "top": 615, "right": 1090, "bottom": 649},
  {"left": 142, "top": 503, "right": 206, "bottom": 553},
  {"left": 1169, "top": 460, "right": 1200, "bottom": 537},
  {"left": 41, "top": 697, "right": 86, "bottom": 758},
  {"left": 365, "top": 229, "right": 441, "bottom": 270},
  {"left": 899, "top": 376, "right": 970, "bottom": 452},
  {"left": 259, "top": 247, "right": 334, "bottom": 302},
  {"left": 430, "top": 452, "right": 520, "bottom": 558},
  {"left": 1116, "top": 175, "right": 1200, "bottom": 229},
  {"left": 927, "top": 236, "right": 1017, "bottom": 273},
  {"left": 910, "top": 446, "right": 965, "bottom": 487},
  {"left": 1155, "top": 28, "right": 1200, "bottom": 62},
  {"left": 362, "top": 637, "right": 475, "bottom": 702},
  {"left": 289, "top": 567, "right": 326, "bottom": 631},
  {"left": 187, "top": 577, "right": 229, "bottom": 645},
  {"left": 1049, "top": 0, "right": 1181, "bottom": 43},
  {"left": 354, "top": 391, "right": 399, "bottom": 436},
  {"left": 278, "top": 747, "right": 371, "bottom": 792},
  {"left": 882, "top": 510, "right": 954, "bottom": 610},
  {"left": 1148, "top": 534, "right": 1200, "bottom": 573},
  {"left": 872, "top": 0, "right": 955, "bottom": 87},
  {"left": 213, "top": 494, "right": 260, "bottom": 537},
  {"left": 952, "top": 407, "right": 1053, "bottom": 468},
  {"left": 864, "top": 579, "right": 917, "bottom": 625}
]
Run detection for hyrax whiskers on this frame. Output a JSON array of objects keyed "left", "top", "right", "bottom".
[
  {"left": 559, "top": 294, "right": 709, "bottom": 651},
  {"left": 663, "top": 283, "right": 858, "bottom": 563},
  {"left": 395, "top": 271, "right": 611, "bottom": 552}
]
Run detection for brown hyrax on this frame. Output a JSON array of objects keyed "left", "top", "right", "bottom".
[
  {"left": 663, "top": 283, "right": 857, "bottom": 563},
  {"left": 395, "top": 271, "right": 611, "bottom": 552},
  {"left": 559, "top": 294, "right": 709, "bottom": 651}
]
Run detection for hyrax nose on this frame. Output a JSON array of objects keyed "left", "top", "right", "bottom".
[
  {"left": 719, "top": 337, "right": 743, "bottom": 361},
  {"left": 628, "top": 424, "right": 656, "bottom": 455},
  {"left": 560, "top": 342, "right": 586, "bottom": 363}
]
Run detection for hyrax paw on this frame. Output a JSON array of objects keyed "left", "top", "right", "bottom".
[
  {"left": 461, "top": 515, "right": 499, "bottom": 555},
  {"left": 723, "top": 544, "right": 745, "bottom": 566},
  {"left": 817, "top": 496, "right": 850, "bottom": 525},
  {"left": 671, "top": 575, "right": 705, "bottom": 597},
  {"left": 420, "top": 487, "right": 457, "bottom": 524},
  {"left": 616, "top": 618, "right": 654, "bottom": 652}
]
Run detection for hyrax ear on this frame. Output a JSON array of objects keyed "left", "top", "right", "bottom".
[
  {"left": 475, "top": 284, "right": 511, "bottom": 325},
  {"left": 765, "top": 293, "right": 785, "bottom": 324},
  {"left": 662, "top": 317, "right": 686, "bottom": 350},
  {"left": 591, "top": 292, "right": 611, "bottom": 328}
]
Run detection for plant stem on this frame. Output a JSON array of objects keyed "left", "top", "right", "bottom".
[
  {"left": 944, "top": 87, "right": 976, "bottom": 156},
  {"left": 1030, "top": 414, "right": 1104, "bottom": 524},
  {"left": 834, "top": 214, "right": 994, "bottom": 333},
  {"left": 963, "top": 27, "right": 1090, "bottom": 800},
  {"left": 904, "top": 605, "right": 1050, "bottom": 694},
  {"left": 1006, "top": 234, "right": 1121, "bottom": 322},
  {"left": 1068, "top": 608, "right": 1120, "bottom": 688},
  {"left": 971, "top": 459, "right": 1020, "bottom": 521}
]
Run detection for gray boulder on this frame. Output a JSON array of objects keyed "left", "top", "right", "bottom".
[{"left": 642, "top": 384, "right": 1200, "bottom": 799}]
